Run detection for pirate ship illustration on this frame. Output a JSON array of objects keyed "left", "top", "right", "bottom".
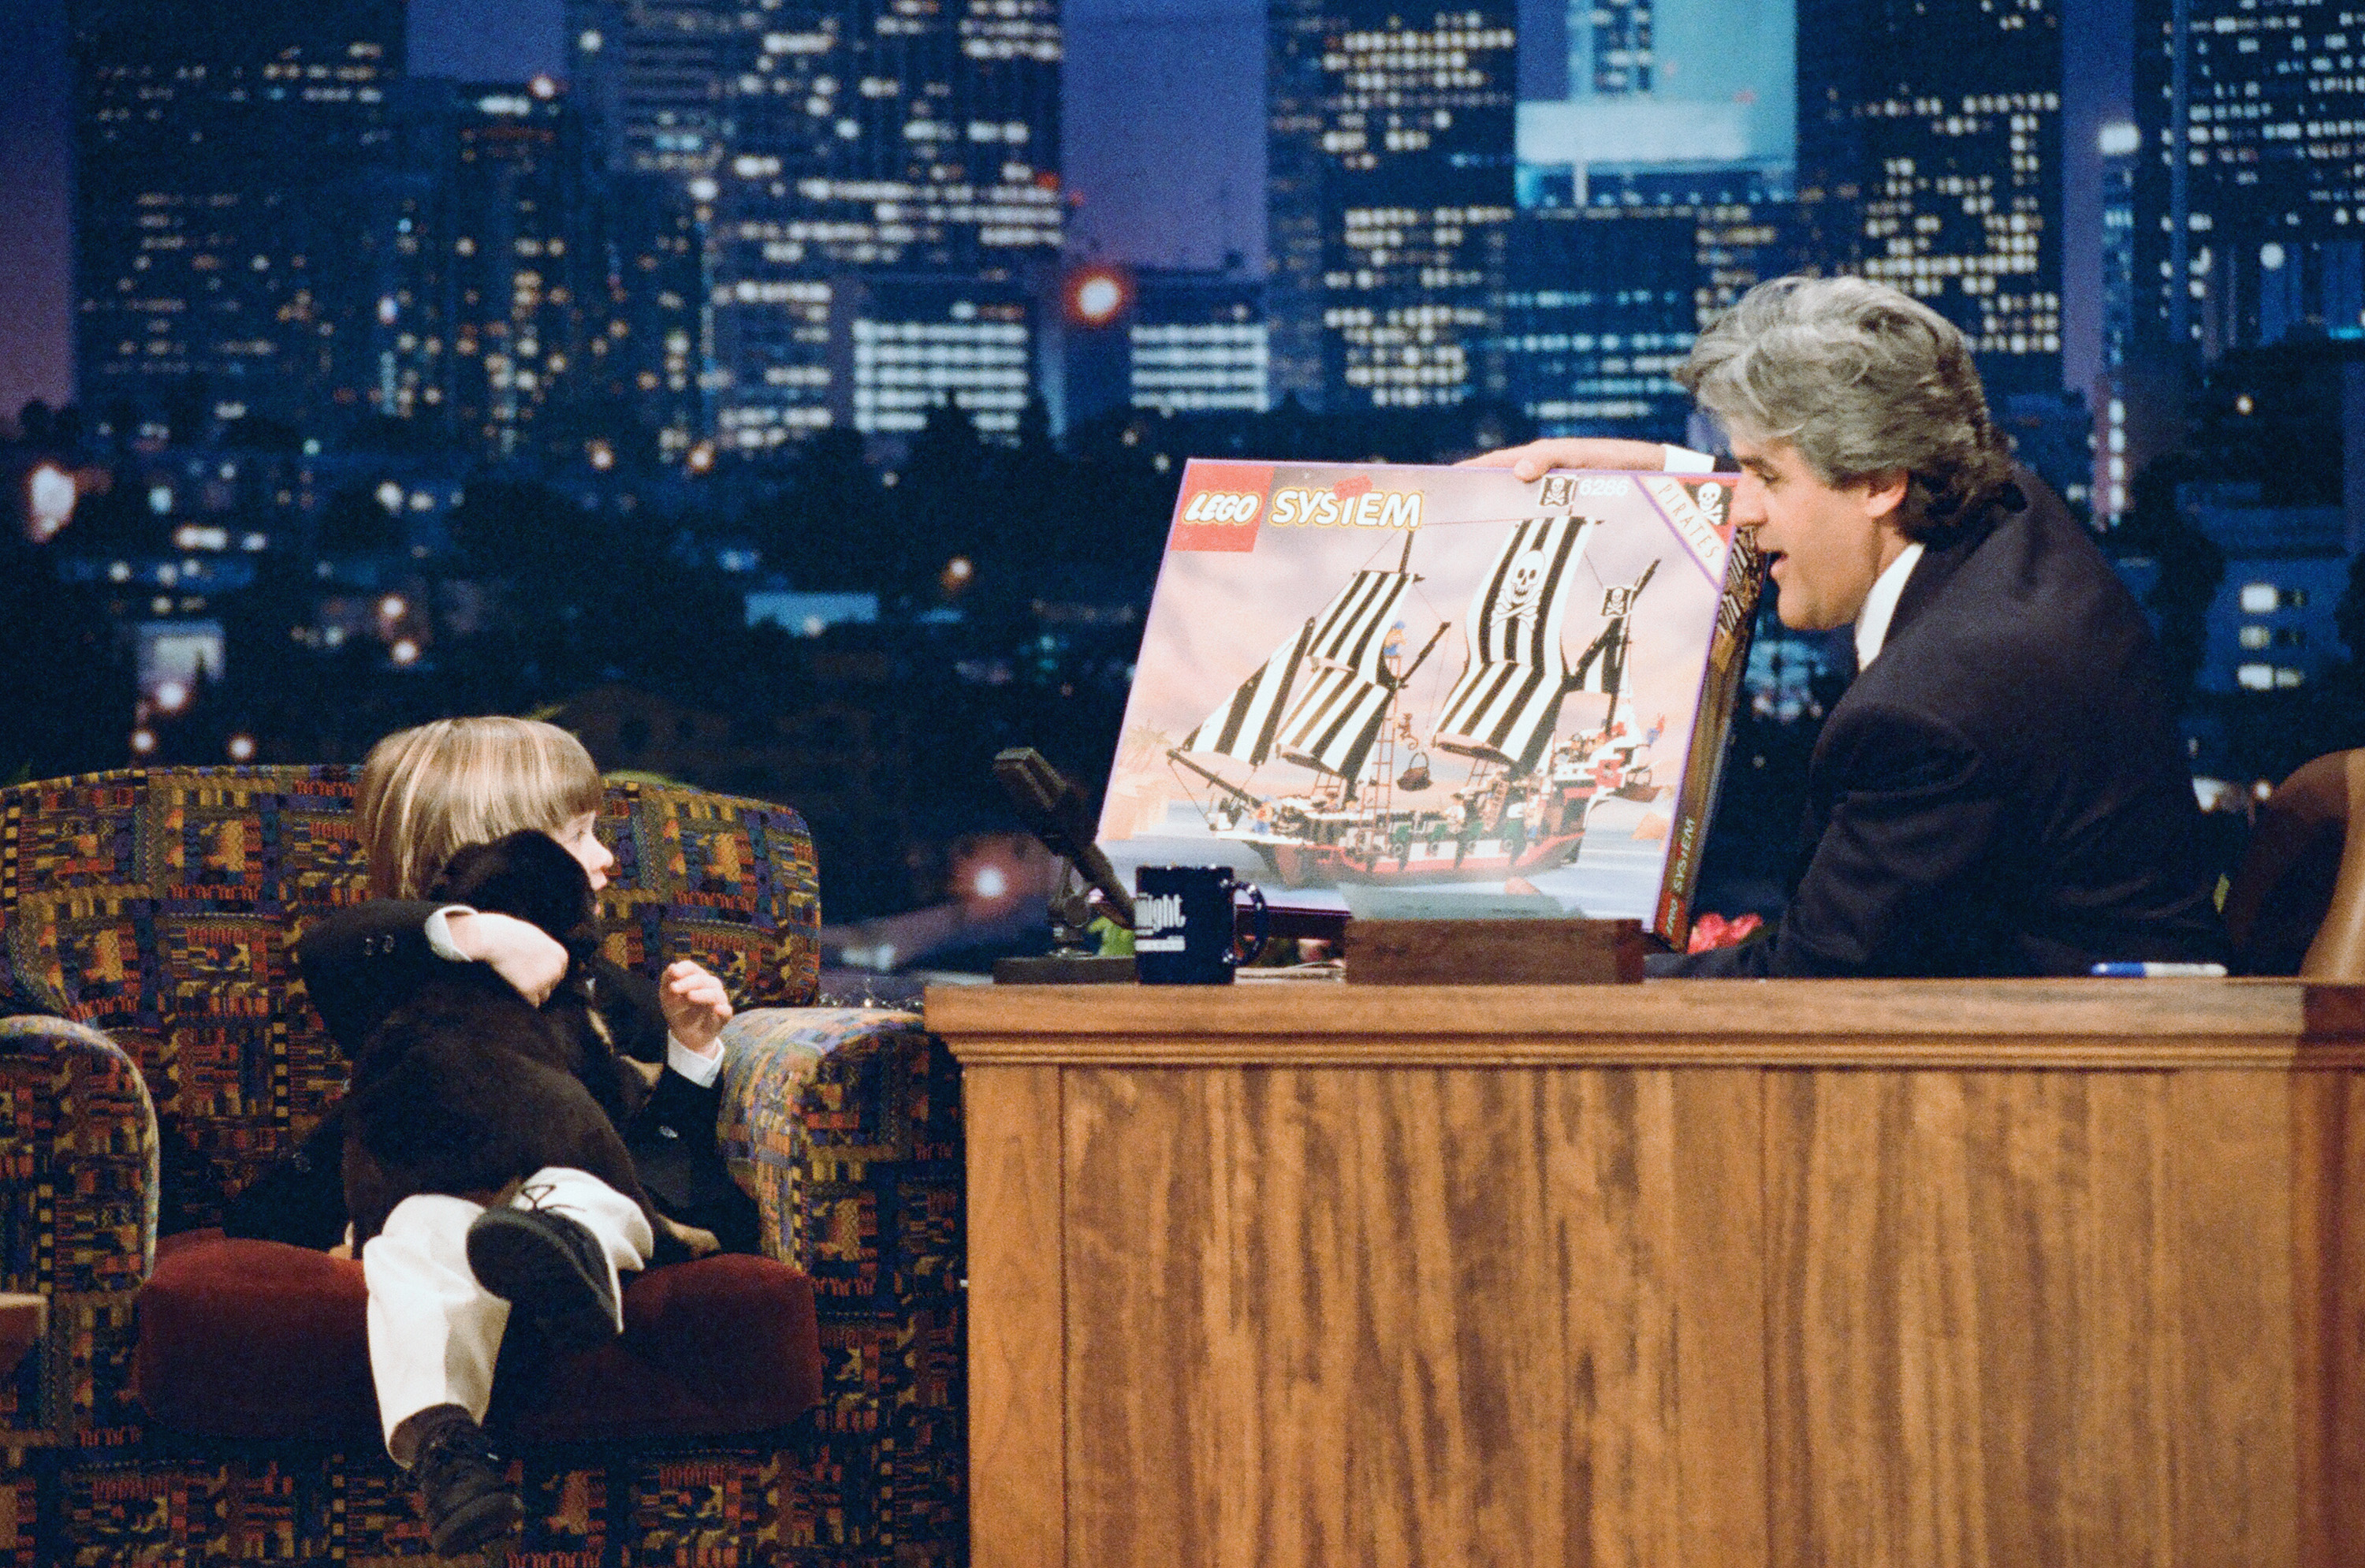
[{"left": 1164, "top": 517, "right": 1672, "bottom": 886}]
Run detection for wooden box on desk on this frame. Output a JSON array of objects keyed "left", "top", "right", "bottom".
[{"left": 1345, "top": 917, "right": 1649, "bottom": 983}]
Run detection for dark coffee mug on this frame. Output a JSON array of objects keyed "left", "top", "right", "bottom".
[{"left": 1134, "top": 866, "right": 1271, "bottom": 985}]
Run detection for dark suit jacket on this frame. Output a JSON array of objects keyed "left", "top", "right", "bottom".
[
  {"left": 1666, "top": 471, "right": 2230, "bottom": 978},
  {"left": 227, "top": 902, "right": 757, "bottom": 1252}
]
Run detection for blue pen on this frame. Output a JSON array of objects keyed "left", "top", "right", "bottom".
[{"left": 2089, "top": 962, "right": 2229, "bottom": 978}]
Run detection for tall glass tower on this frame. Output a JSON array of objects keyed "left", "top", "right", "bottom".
[
  {"left": 1504, "top": 0, "right": 1794, "bottom": 440},
  {"left": 567, "top": 0, "right": 1062, "bottom": 450},
  {"left": 69, "top": 0, "right": 407, "bottom": 440},
  {"left": 1797, "top": 0, "right": 2062, "bottom": 397},
  {"left": 1266, "top": 1, "right": 1519, "bottom": 412},
  {"left": 2135, "top": 0, "right": 2365, "bottom": 356}
]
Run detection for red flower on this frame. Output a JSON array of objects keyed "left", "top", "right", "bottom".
[{"left": 1685, "top": 911, "right": 1764, "bottom": 954}]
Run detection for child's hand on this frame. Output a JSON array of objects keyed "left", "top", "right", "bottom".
[
  {"left": 660, "top": 959, "right": 732, "bottom": 1054},
  {"left": 447, "top": 911, "right": 568, "bottom": 1005}
]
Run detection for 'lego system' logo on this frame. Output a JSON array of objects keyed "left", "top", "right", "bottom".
[
  {"left": 1169, "top": 462, "right": 1275, "bottom": 552},
  {"left": 1268, "top": 486, "right": 1422, "bottom": 529},
  {"left": 1180, "top": 490, "right": 1264, "bottom": 524}
]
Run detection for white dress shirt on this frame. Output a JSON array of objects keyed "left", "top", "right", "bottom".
[
  {"left": 1853, "top": 542, "right": 1926, "bottom": 670},
  {"left": 1657, "top": 445, "right": 1924, "bottom": 672}
]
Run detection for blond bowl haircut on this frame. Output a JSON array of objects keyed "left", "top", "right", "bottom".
[
  {"left": 356, "top": 717, "right": 607, "bottom": 899},
  {"left": 1678, "top": 274, "right": 2017, "bottom": 540}
]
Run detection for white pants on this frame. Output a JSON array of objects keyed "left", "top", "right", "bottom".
[{"left": 362, "top": 1166, "right": 654, "bottom": 1457}]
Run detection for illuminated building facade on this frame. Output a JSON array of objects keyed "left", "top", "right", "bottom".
[
  {"left": 840, "top": 277, "right": 1034, "bottom": 436},
  {"left": 434, "top": 84, "right": 606, "bottom": 461},
  {"left": 1268, "top": 0, "right": 1518, "bottom": 412},
  {"left": 568, "top": 0, "right": 1062, "bottom": 451},
  {"left": 2095, "top": 121, "right": 2138, "bottom": 526},
  {"left": 1503, "top": 209, "right": 1692, "bottom": 436},
  {"left": 1514, "top": 0, "right": 1793, "bottom": 208},
  {"left": 349, "top": 132, "right": 445, "bottom": 434},
  {"left": 1057, "top": 266, "right": 1267, "bottom": 425},
  {"left": 564, "top": 0, "right": 744, "bottom": 184},
  {"left": 594, "top": 173, "right": 710, "bottom": 462},
  {"left": 561, "top": 2, "right": 743, "bottom": 460},
  {"left": 1503, "top": 0, "right": 1793, "bottom": 438},
  {"left": 1504, "top": 169, "right": 1794, "bottom": 439},
  {"left": 357, "top": 80, "right": 618, "bottom": 464},
  {"left": 2135, "top": 0, "right": 2365, "bottom": 356},
  {"left": 1797, "top": 0, "right": 2062, "bottom": 397},
  {"left": 1129, "top": 270, "right": 1268, "bottom": 415},
  {"left": 69, "top": 0, "right": 406, "bottom": 439},
  {"left": 710, "top": 1, "right": 1063, "bottom": 449}
]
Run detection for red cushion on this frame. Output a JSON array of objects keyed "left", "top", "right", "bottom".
[{"left": 135, "top": 1231, "right": 823, "bottom": 1443}]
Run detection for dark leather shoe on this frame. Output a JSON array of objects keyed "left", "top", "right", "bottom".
[
  {"left": 408, "top": 1405, "right": 523, "bottom": 1557},
  {"left": 465, "top": 1205, "right": 620, "bottom": 1353}
]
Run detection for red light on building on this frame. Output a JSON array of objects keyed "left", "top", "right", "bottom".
[
  {"left": 1065, "top": 266, "right": 1132, "bottom": 329},
  {"left": 26, "top": 463, "right": 77, "bottom": 542}
]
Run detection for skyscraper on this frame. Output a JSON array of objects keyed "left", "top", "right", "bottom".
[
  {"left": 842, "top": 277, "right": 1036, "bottom": 436},
  {"left": 421, "top": 81, "right": 609, "bottom": 461},
  {"left": 564, "top": 0, "right": 744, "bottom": 185},
  {"left": 1128, "top": 269, "right": 1270, "bottom": 416},
  {"left": 566, "top": 0, "right": 1062, "bottom": 451},
  {"left": 1797, "top": 0, "right": 2062, "bottom": 397},
  {"left": 1266, "top": 1, "right": 1518, "bottom": 412},
  {"left": 1058, "top": 265, "right": 1269, "bottom": 425},
  {"left": 69, "top": 0, "right": 408, "bottom": 440},
  {"left": 594, "top": 172, "right": 710, "bottom": 462},
  {"left": 2095, "top": 120, "right": 2139, "bottom": 526},
  {"left": 352, "top": 77, "right": 672, "bottom": 467},
  {"left": 1503, "top": 0, "right": 1794, "bottom": 440},
  {"left": 2135, "top": 0, "right": 2365, "bottom": 356},
  {"left": 1503, "top": 170, "right": 1795, "bottom": 440}
]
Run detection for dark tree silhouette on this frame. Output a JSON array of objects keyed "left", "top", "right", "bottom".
[
  {"left": 2114, "top": 455, "right": 2225, "bottom": 704},
  {"left": 0, "top": 534, "right": 139, "bottom": 780}
]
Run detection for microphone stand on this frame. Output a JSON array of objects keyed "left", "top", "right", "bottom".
[{"left": 989, "top": 747, "right": 1141, "bottom": 984}]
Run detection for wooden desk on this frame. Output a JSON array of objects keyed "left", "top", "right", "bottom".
[{"left": 933, "top": 979, "right": 2365, "bottom": 1568}]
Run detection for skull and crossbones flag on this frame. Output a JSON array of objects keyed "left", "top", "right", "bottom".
[
  {"left": 1570, "top": 558, "right": 1659, "bottom": 698},
  {"left": 1432, "top": 516, "right": 1595, "bottom": 771}
]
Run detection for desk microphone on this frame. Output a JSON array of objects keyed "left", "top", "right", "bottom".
[{"left": 992, "top": 747, "right": 1134, "bottom": 929}]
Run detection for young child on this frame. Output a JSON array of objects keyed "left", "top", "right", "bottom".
[{"left": 295, "top": 716, "right": 747, "bottom": 1556}]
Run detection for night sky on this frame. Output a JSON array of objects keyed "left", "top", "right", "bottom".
[{"left": 0, "top": 0, "right": 2116, "bottom": 425}]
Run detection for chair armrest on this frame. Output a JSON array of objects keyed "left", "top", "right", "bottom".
[
  {"left": 791, "top": 1012, "right": 966, "bottom": 1544},
  {"left": 714, "top": 1005, "right": 926, "bottom": 1263},
  {"left": 0, "top": 1013, "right": 160, "bottom": 1448},
  {"left": 0, "top": 1015, "right": 158, "bottom": 1285},
  {"left": 716, "top": 1005, "right": 967, "bottom": 1548}
]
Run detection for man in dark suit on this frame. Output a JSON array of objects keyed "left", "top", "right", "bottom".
[{"left": 1473, "top": 276, "right": 2229, "bottom": 977}]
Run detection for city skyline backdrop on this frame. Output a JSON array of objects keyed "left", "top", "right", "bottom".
[
  {"left": 0, "top": 0, "right": 2129, "bottom": 426},
  {"left": 7, "top": 0, "right": 2365, "bottom": 923}
]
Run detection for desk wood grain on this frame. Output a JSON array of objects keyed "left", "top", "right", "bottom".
[
  {"left": 929, "top": 978, "right": 2365, "bottom": 1067},
  {"left": 941, "top": 980, "right": 2365, "bottom": 1568}
]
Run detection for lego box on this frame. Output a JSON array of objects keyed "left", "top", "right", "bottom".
[{"left": 1097, "top": 459, "right": 1762, "bottom": 945}]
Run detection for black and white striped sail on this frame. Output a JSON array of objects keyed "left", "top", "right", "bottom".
[
  {"left": 1303, "top": 567, "right": 1410, "bottom": 676},
  {"left": 1432, "top": 516, "right": 1595, "bottom": 773},
  {"left": 1275, "top": 567, "right": 1413, "bottom": 778},
  {"left": 1570, "top": 559, "right": 1656, "bottom": 697},
  {"left": 1178, "top": 617, "right": 1316, "bottom": 765},
  {"left": 1275, "top": 665, "right": 1395, "bottom": 780}
]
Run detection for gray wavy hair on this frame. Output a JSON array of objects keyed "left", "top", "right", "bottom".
[{"left": 1677, "top": 275, "right": 2016, "bottom": 536}]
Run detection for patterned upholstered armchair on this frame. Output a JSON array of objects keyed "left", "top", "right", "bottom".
[{"left": 0, "top": 766, "right": 965, "bottom": 1566}]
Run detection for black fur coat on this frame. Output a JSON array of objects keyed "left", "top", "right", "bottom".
[{"left": 228, "top": 833, "right": 757, "bottom": 1254}]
